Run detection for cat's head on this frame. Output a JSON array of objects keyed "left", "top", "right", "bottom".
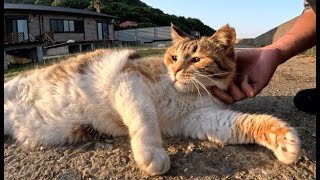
[{"left": 164, "top": 24, "right": 236, "bottom": 93}]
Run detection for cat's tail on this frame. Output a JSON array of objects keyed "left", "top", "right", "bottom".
[{"left": 92, "top": 49, "right": 140, "bottom": 88}]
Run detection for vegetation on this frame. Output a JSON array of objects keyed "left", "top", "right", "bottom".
[
  {"left": 301, "top": 46, "right": 316, "bottom": 57},
  {"left": 5, "top": 0, "right": 215, "bottom": 36}
]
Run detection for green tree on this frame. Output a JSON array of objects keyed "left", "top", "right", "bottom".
[
  {"left": 89, "top": 0, "right": 103, "bottom": 13},
  {"left": 52, "top": 0, "right": 90, "bottom": 9},
  {"left": 35, "top": 0, "right": 52, "bottom": 5},
  {"left": 9, "top": 0, "right": 35, "bottom": 4}
]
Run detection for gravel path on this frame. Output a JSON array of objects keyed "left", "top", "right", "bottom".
[{"left": 4, "top": 55, "right": 316, "bottom": 179}]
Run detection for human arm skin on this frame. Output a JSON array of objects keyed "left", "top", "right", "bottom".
[{"left": 212, "top": 9, "right": 316, "bottom": 104}]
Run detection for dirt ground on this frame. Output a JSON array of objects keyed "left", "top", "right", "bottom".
[{"left": 4, "top": 55, "right": 316, "bottom": 179}]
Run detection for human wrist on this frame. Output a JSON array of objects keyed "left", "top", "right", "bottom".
[{"left": 261, "top": 45, "right": 287, "bottom": 66}]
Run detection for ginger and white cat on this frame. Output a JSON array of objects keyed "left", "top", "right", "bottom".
[{"left": 4, "top": 24, "right": 300, "bottom": 175}]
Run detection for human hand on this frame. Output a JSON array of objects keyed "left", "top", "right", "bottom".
[{"left": 212, "top": 47, "right": 283, "bottom": 104}]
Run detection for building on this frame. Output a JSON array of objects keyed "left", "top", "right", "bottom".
[
  {"left": 4, "top": 3, "right": 118, "bottom": 70},
  {"left": 4, "top": 3, "right": 117, "bottom": 44}
]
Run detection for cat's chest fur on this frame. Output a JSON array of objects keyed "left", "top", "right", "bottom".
[{"left": 128, "top": 61, "right": 226, "bottom": 135}]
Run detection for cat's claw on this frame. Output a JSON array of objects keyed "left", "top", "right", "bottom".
[{"left": 134, "top": 146, "right": 170, "bottom": 176}]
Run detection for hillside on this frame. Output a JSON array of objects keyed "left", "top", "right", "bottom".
[{"left": 5, "top": 0, "right": 215, "bottom": 36}]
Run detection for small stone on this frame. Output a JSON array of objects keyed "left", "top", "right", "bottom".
[
  {"left": 104, "top": 139, "right": 114, "bottom": 144},
  {"left": 95, "top": 142, "right": 105, "bottom": 149},
  {"left": 79, "top": 142, "right": 94, "bottom": 149},
  {"left": 184, "top": 168, "right": 188, "bottom": 172}
]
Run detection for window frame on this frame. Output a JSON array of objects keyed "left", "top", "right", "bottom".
[
  {"left": 96, "top": 20, "right": 109, "bottom": 40},
  {"left": 50, "top": 19, "right": 84, "bottom": 33}
]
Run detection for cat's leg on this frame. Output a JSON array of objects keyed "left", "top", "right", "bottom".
[
  {"left": 180, "top": 108, "right": 300, "bottom": 164},
  {"left": 113, "top": 73, "right": 170, "bottom": 175}
]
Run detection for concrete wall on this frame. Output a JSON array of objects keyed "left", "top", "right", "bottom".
[
  {"left": 234, "top": 16, "right": 298, "bottom": 48},
  {"left": 253, "top": 16, "right": 298, "bottom": 47},
  {"left": 236, "top": 38, "right": 255, "bottom": 46},
  {"left": 115, "top": 26, "right": 171, "bottom": 43},
  {"left": 46, "top": 46, "right": 69, "bottom": 56}
]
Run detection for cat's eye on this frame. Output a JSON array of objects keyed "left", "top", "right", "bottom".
[
  {"left": 172, "top": 55, "right": 177, "bottom": 61},
  {"left": 191, "top": 57, "right": 200, "bottom": 63}
]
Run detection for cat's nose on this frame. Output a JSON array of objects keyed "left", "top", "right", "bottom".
[{"left": 172, "top": 63, "right": 183, "bottom": 75}]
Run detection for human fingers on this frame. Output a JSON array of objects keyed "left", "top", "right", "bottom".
[
  {"left": 229, "top": 81, "right": 247, "bottom": 102},
  {"left": 240, "top": 75, "right": 256, "bottom": 98},
  {"left": 211, "top": 87, "right": 235, "bottom": 104}
]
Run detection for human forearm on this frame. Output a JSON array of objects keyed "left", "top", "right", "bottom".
[{"left": 266, "top": 9, "right": 316, "bottom": 64}]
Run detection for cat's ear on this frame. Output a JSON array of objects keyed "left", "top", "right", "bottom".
[
  {"left": 209, "top": 24, "right": 236, "bottom": 49},
  {"left": 171, "top": 23, "right": 189, "bottom": 43}
]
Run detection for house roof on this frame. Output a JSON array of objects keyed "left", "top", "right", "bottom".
[
  {"left": 119, "top": 21, "right": 138, "bottom": 27},
  {"left": 4, "top": 3, "right": 118, "bottom": 19}
]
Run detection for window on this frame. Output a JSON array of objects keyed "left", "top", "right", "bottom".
[
  {"left": 5, "top": 17, "right": 29, "bottom": 41},
  {"left": 50, "top": 19, "right": 84, "bottom": 33},
  {"left": 97, "top": 21, "right": 108, "bottom": 40},
  {"left": 63, "top": 20, "right": 69, "bottom": 32}
]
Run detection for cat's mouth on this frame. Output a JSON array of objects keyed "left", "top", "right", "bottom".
[{"left": 173, "top": 80, "right": 190, "bottom": 93}]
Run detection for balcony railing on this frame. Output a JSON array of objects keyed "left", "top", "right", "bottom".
[
  {"left": 4, "top": 32, "right": 55, "bottom": 45},
  {"left": 4, "top": 32, "right": 26, "bottom": 44},
  {"left": 36, "top": 32, "right": 55, "bottom": 45}
]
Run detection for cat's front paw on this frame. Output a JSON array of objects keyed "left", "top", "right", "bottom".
[
  {"left": 134, "top": 146, "right": 170, "bottom": 176},
  {"left": 261, "top": 123, "right": 300, "bottom": 164},
  {"left": 272, "top": 126, "right": 300, "bottom": 164}
]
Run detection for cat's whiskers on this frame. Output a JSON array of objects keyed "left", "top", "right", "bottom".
[
  {"left": 192, "top": 77, "right": 221, "bottom": 105},
  {"left": 195, "top": 72, "right": 230, "bottom": 77},
  {"left": 180, "top": 73, "right": 195, "bottom": 100},
  {"left": 191, "top": 79, "right": 203, "bottom": 107},
  {"left": 192, "top": 78, "right": 213, "bottom": 105},
  {"left": 193, "top": 73, "right": 217, "bottom": 85},
  {"left": 186, "top": 76, "right": 200, "bottom": 104}
]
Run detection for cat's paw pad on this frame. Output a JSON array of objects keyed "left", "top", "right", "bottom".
[
  {"left": 134, "top": 146, "right": 170, "bottom": 176},
  {"left": 270, "top": 125, "right": 300, "bottom": 164}
]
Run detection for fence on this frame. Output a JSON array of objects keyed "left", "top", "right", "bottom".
[{"left": 115, "top": 26, "right": 171, "bottom": 43}]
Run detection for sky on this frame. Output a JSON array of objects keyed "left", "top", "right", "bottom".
[{"left": 140, "top": 0, "right": 304, "bottom": 38}]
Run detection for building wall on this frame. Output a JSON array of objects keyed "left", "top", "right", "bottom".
[
  {"left": 29, "top": 14, "right": 41, "bottom": 39},
  {"left": 42, "top": 14, "right": 85, "bottom": 42},
  {"left": 42, "top": 14, "right": 111, "bottom": 42},
  {"left": 108, "top": 23, "right": 115, "bottom": 40},
  {"left": 84, "top": 17, "right": 98, "bottom": 40}
]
